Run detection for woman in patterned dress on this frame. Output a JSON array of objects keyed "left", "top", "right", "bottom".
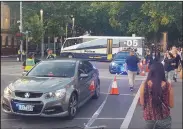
[{"left": 139, "top": 62, "right": 174, "bottom": 129}]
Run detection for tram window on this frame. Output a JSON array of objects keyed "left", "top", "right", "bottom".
[
  {"left": 83, "top": 38, "right": 97, "bottom": 43},
  {"left": 63, "top": 38, "right": 83, "bottom": 48}
]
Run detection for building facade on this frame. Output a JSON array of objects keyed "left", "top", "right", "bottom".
[{"left": 1, "top": 2, "right": 18, "bottom": 55}]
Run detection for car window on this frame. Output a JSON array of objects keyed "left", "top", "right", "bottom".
[
  {"left": 83, "top": 61, "right": 93, "bottom": 73},
  {"left": 114, "top": 52, "right": 129, "bottom": 60},
  {"left": 27, "top": 61, "right": 76, "bottom": 77},
  {"left": 78, "top": 61, "right": 87, "bottom": 74}
]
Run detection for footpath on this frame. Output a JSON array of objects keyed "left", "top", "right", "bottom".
[{"left": 129, "top": 81, "right": 182, "bottom": 129}]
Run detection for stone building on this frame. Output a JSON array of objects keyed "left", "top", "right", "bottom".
[{"left": 1, "top": 2, "right": 18, "bottom": 55}]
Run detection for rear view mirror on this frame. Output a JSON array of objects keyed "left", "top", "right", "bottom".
[
  {"left": 80, "top": 73, "right": 88, "bottom": 78},
  {"left": 22, "top": 71, "right": 28, "bottom": 76}
]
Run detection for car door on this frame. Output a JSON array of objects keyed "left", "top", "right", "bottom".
[
  {"left": 77, "top": 61, "right": 91, "bottom": 102},
  {"left": 83, "top": 61, "right": 95, "bottom": 97}
]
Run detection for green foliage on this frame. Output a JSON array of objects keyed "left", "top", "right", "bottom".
[
  {"left": 23, "top": 14, "right": 43, "bottom": 43},
  {"left": 6, "top": 1, "right": 182, "bottom": 45}
]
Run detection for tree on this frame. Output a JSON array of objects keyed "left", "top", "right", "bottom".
[
  {"left": 6, "top": 1, "right": 182, "bottom": 46},
  {"left": 141, "top": 2, "right": 182, "bottom": 44},
  {"left": 23, "top": 14, "right": 43, "bottom": 43}
]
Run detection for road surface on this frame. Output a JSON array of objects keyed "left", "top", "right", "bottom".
[{"left": 1, "top": 60, "right": 181, "bottom": 129}]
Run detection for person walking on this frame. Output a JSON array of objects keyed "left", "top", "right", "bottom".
[
  {"left": 148, "top": 51, "right": 159, "bottom": 69},
  {"left": 139, "top": 62, "right": 174, "bottom": 129},
  {"left": 171, "top": 46, "right": 181, "bottom": 82},
  {"left": 17, "top": 49, "right": 21, "bottom": 62},
  {"left": 164, "top": 52, "right": 176, "bottom": 83},
  {"left": 125, "top": 50, "right": 140, "bottom": 91}
]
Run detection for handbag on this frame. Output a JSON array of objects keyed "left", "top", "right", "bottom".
[{"left": 177, "top": 63, "right": 182, "bottom": 72}]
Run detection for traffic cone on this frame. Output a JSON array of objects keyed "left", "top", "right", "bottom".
[
  {"left": 89, "top": 81, "right": 95, "bottom": 91},
  {"left": 110, "top": 75, "right": 119, "bottom": 95}
]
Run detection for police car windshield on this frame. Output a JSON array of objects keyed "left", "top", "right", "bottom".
[
  {"left": 27, "top": 61, "right": 76, "bottom": 78},
  {"left": 114, "top": 52, "right": 129, "bottom": 60}
]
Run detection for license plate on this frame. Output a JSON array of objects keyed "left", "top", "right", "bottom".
[{"left": 16, "top": 104, "right": 34, "bottom": 111}]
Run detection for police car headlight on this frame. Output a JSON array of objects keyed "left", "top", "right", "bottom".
[
  {"left": 4, "top": 86, "right": 12, "bottom": 96},
  {"left": 45, "top": 89, "right": 66, "bottom": 99},
  {"left": 111, "top": 62, "right": 117, "bottom": 66}
]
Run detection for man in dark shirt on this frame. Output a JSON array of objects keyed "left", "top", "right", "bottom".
[
  {"left": 125, "top": 50, "right": 140, "bottom": 91},
  {"left": 148, "top": 52, "right": 160, "bottom": 69}
]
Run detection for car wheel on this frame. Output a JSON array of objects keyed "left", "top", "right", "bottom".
[
  {"left": 68, "top": 54, "right": 73, "bottom": 58},
  {"left": 92, "top": 81, "right": 100, "bottom": 99},
  {"left": 67, "top": 93, "right": 78, "bottom": 119},
  {"left": 109, "top": 70, "right": 115, "bottom": 74}
]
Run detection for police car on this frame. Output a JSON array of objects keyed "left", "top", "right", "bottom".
[{"left": 109, "top": 51, "right": 140, "bottom": 75}]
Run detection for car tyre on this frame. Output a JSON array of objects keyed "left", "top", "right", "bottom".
[
  {"left": 109, "top": 70, "right": 115, "bottom": 74},
  {"left": 67, "top": 93, "right": 78, "bottom": 120},
  {"left": 92, "top": 81, "right": 100, "bottom": 99}
]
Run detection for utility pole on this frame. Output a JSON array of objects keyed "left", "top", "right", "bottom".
[
  {"left": 70, "top": 15, "right": 75, "bottom": 37},
  {"left": 20, "top": 1, "right": 23, "bottom": 61},
  {"left": 25, "top": 31, "right": 28, "bottom": 58},
  {"left": 40, "top": 9, "right": 44, "bottom": 59},
  {"left": 66, "top": 23, "right": 68, "bottom": 38}
]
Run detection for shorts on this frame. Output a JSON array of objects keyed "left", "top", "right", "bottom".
[
  {"left": 145, "top": 116, "right": 171, "bottom": 129},
  {"left": 165, "top": 71, "right": 174, "bottom": 82}
]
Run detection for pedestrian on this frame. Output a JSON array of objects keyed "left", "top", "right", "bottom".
[
  {"left": 46, "top": 48, "right": 56, "bottom": 59},
  {"left": 125, "top": 50, "right": 140, "bottom": 91},
  {"left": 164, "top": 52, "right": 176, "bottom": 83},
  {"left": 22, "top": 52, "right": 41, "bottom": 72},
  {"left": 22, "top": 50, "right": 26, "bottom": 61},
  {"left": 148, "top": 51, "right": 159, "bottom": 69},
  {"left": 171, "top": 46, "right": 181, "bottom": 82},
  {"left": 139, "top": 62, "right": 174, "bottom": 129},
  {"left": 145, "top": 51, "right": 151, "bottom": 65},
  {"left": 17, "top": 49, "right": 21, "bottom": 62}
]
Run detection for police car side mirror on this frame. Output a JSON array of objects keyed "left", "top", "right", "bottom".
[
  {"left": 80, "top": 73, "right": 88, "bottom": 78},
  {"left": 22, "top": 71, "right": 28, "bottom": 76}
]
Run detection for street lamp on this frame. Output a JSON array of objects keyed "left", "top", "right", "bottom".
[
  {"left": 70, "top": 15, "right": 75, "bottom": 37},
  {"left": 40, "top": 9, "right": 44, "bottom": 58}
]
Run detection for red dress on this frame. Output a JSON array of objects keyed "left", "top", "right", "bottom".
[{"left": 143, "top": 81, "right": 170, "bottom": 120}]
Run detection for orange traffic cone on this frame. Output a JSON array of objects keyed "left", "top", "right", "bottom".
[
  {"left": 89, "top": 81, "right": 95, "bottom": 91},
  {"left": 110, "top": 75, "right": 119, "bottom": 95},
  {"left": 140, "top": 70, "right": 146, "bottom": 76}
]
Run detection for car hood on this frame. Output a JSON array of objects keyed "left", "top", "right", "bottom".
[
  {"left": 9, "top": 76, "right": 74, "bottom": 93},
  {"left": 111, "top": 59, "right": 126, "bottom": 65}
]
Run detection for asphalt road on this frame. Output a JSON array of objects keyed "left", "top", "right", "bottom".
[{"left": 3, "top": 60, "right": 181, "bottom": 129}]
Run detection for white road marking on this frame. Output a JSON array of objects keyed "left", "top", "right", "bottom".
[
  {"left": 1, "top": 73, "right": 146, "bottom": 80},
  {"left": 99, "top": 76, "right": 146, "bottom": 80},
  {"left": 1, "top": 117, "right": 125, "bottom": 122},
  {"left": 120, "top": 81, "right": 143, "bottom": 129},
  {"left": 1, "top": 119, "right": 21, "bottom": 121},
  {"left": 84, "top": 79, "right": 113, "bottom": 128},
  {"left": 75, "top": 117, "right": 124, "bottom": 120},
  {"left": 1, "top": 73, "right": 21, "bottom": 76},
  {"left": 100, "top": 92, "right": 135, "bottom": 96}
]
